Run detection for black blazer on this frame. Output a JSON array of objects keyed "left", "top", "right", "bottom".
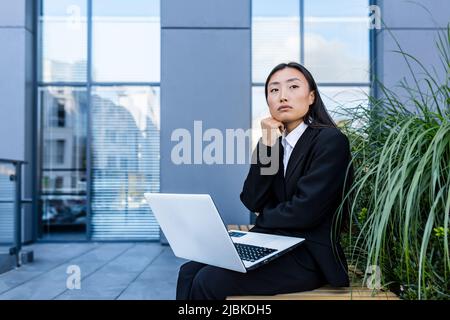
[{"left": 240, "top": 126, "right": 353, "bottom": 287}]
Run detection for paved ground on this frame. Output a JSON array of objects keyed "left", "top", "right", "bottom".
[{"left": 0, "top": 242, "right": 187, "bottom": 300}]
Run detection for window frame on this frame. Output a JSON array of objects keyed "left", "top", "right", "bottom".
[
  {"left": 251, "top": 0, "right": 376, "bottom": 129},
  {"left": 36, "top": 0, "right": 161, "bottom": 241}
]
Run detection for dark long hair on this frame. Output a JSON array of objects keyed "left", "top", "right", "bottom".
[{"left": 264, "top": 62, "right": 336, "bottom": 128}]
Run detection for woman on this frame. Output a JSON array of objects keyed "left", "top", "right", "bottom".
[{"left": 176, "top": 62, "right": 353, "bottom": 300}]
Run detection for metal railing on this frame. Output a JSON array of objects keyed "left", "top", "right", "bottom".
[{"left": 0, "top": 158, "right": 29, "bottom": 267}]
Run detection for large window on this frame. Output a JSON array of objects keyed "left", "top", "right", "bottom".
[
  {"left": 252, "top": 0, "right": 371, "bottom": 147},
  {"left": 39, "top": 87, "right": 88, "bottom": 238},
  {"left": 41, "top": 0, "right": 88, "bottom": 82},
  {"left": 38, "top": 0, "right": 160, "bottom": 240},
  {"left": 90, "top": 86, "right": 160, "bottom": 240}
]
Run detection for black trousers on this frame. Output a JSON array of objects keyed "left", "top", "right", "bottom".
[{"left": 176, "top": 250, "right": 326, "bottom": 300}]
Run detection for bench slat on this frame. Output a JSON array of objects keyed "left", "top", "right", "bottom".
[
  {"left": 228, "top": 295, "right": 397, "bottom": 300},
  {"left": 227, "top": 289, "right": 399, "bottom": 300}
]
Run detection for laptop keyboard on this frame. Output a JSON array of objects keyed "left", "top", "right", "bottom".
[{"left": 234, "top": 243, "right": 277, "bottom": 262}]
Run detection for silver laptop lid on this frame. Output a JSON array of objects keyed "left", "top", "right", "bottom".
[{"left": 144, "top": 193, "right": 246, "bottom": 273}]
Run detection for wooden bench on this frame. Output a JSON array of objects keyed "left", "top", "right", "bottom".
[{"left": 226, "top": 225, "right": 399, "bottom": 300}]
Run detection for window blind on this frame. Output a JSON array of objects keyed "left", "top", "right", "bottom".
[{"left": 90, "top": 87, "right": 160, "bottom": 240}]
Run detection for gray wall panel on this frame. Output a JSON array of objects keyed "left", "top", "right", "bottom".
[
  {"left": 0, "top": 28, "right": 26, "bottom": 161},
  {"left": 162, "top": 0, "right": 250, "bottom": 28},
  {"left": 0, "top": 1, "right": 35, "bottom": 242},
  {"left": 375, "top": 0, "right": 448, "bottom": 101},
  {"left": 379, "top": 0, "right": 449, "bottom": 29},
  {"left": 161, "top": 27, "right": 252, "bottom": 225}
]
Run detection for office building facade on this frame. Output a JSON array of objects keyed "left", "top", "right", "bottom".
[{"left": 0, "top": 0, "right": 447, "bottom": 242}]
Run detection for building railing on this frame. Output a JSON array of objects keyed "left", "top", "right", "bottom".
[{"left": 0, "top": 158, "right": 29, "bottom": 267}]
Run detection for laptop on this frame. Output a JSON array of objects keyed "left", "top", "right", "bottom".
[{"left": 144, "top": 193, "right": 304, "bottom": 273}]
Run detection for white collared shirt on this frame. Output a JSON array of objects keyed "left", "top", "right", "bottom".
[{"left": 280, "top": 122, "right": 308, "bottom": 177}]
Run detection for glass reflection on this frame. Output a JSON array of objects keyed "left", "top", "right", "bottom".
[
  {"left": 39, "top": 87, "right": 87, "bottom": 238},
  {"left": 304, "top": 0, "right": 370, "bottom": 82},
  {"left": 92, "top": 0, "right": 160, "bottom": 82},
  {"left": 90, "top": 86, "right": 160, "bottom": 240},
  {"left": 319, "top": 86, "right": 370, "bottom": 121},
  {"left": 251, "top": 85, "right": 370, "bottom": 148},
  {"left": 252, "top": 0, "right": 300, "bottom": 83},
  {"left": 40, "top": 0, "right": 87, "bottom": 82}
]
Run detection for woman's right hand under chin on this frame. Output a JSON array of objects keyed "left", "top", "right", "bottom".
[{"left": 260, "top": 117, "right": 285, "bottom": 146}]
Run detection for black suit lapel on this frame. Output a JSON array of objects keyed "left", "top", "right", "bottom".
[{"left": 284, "top": 126, "right": 316, "bottom": 184}]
